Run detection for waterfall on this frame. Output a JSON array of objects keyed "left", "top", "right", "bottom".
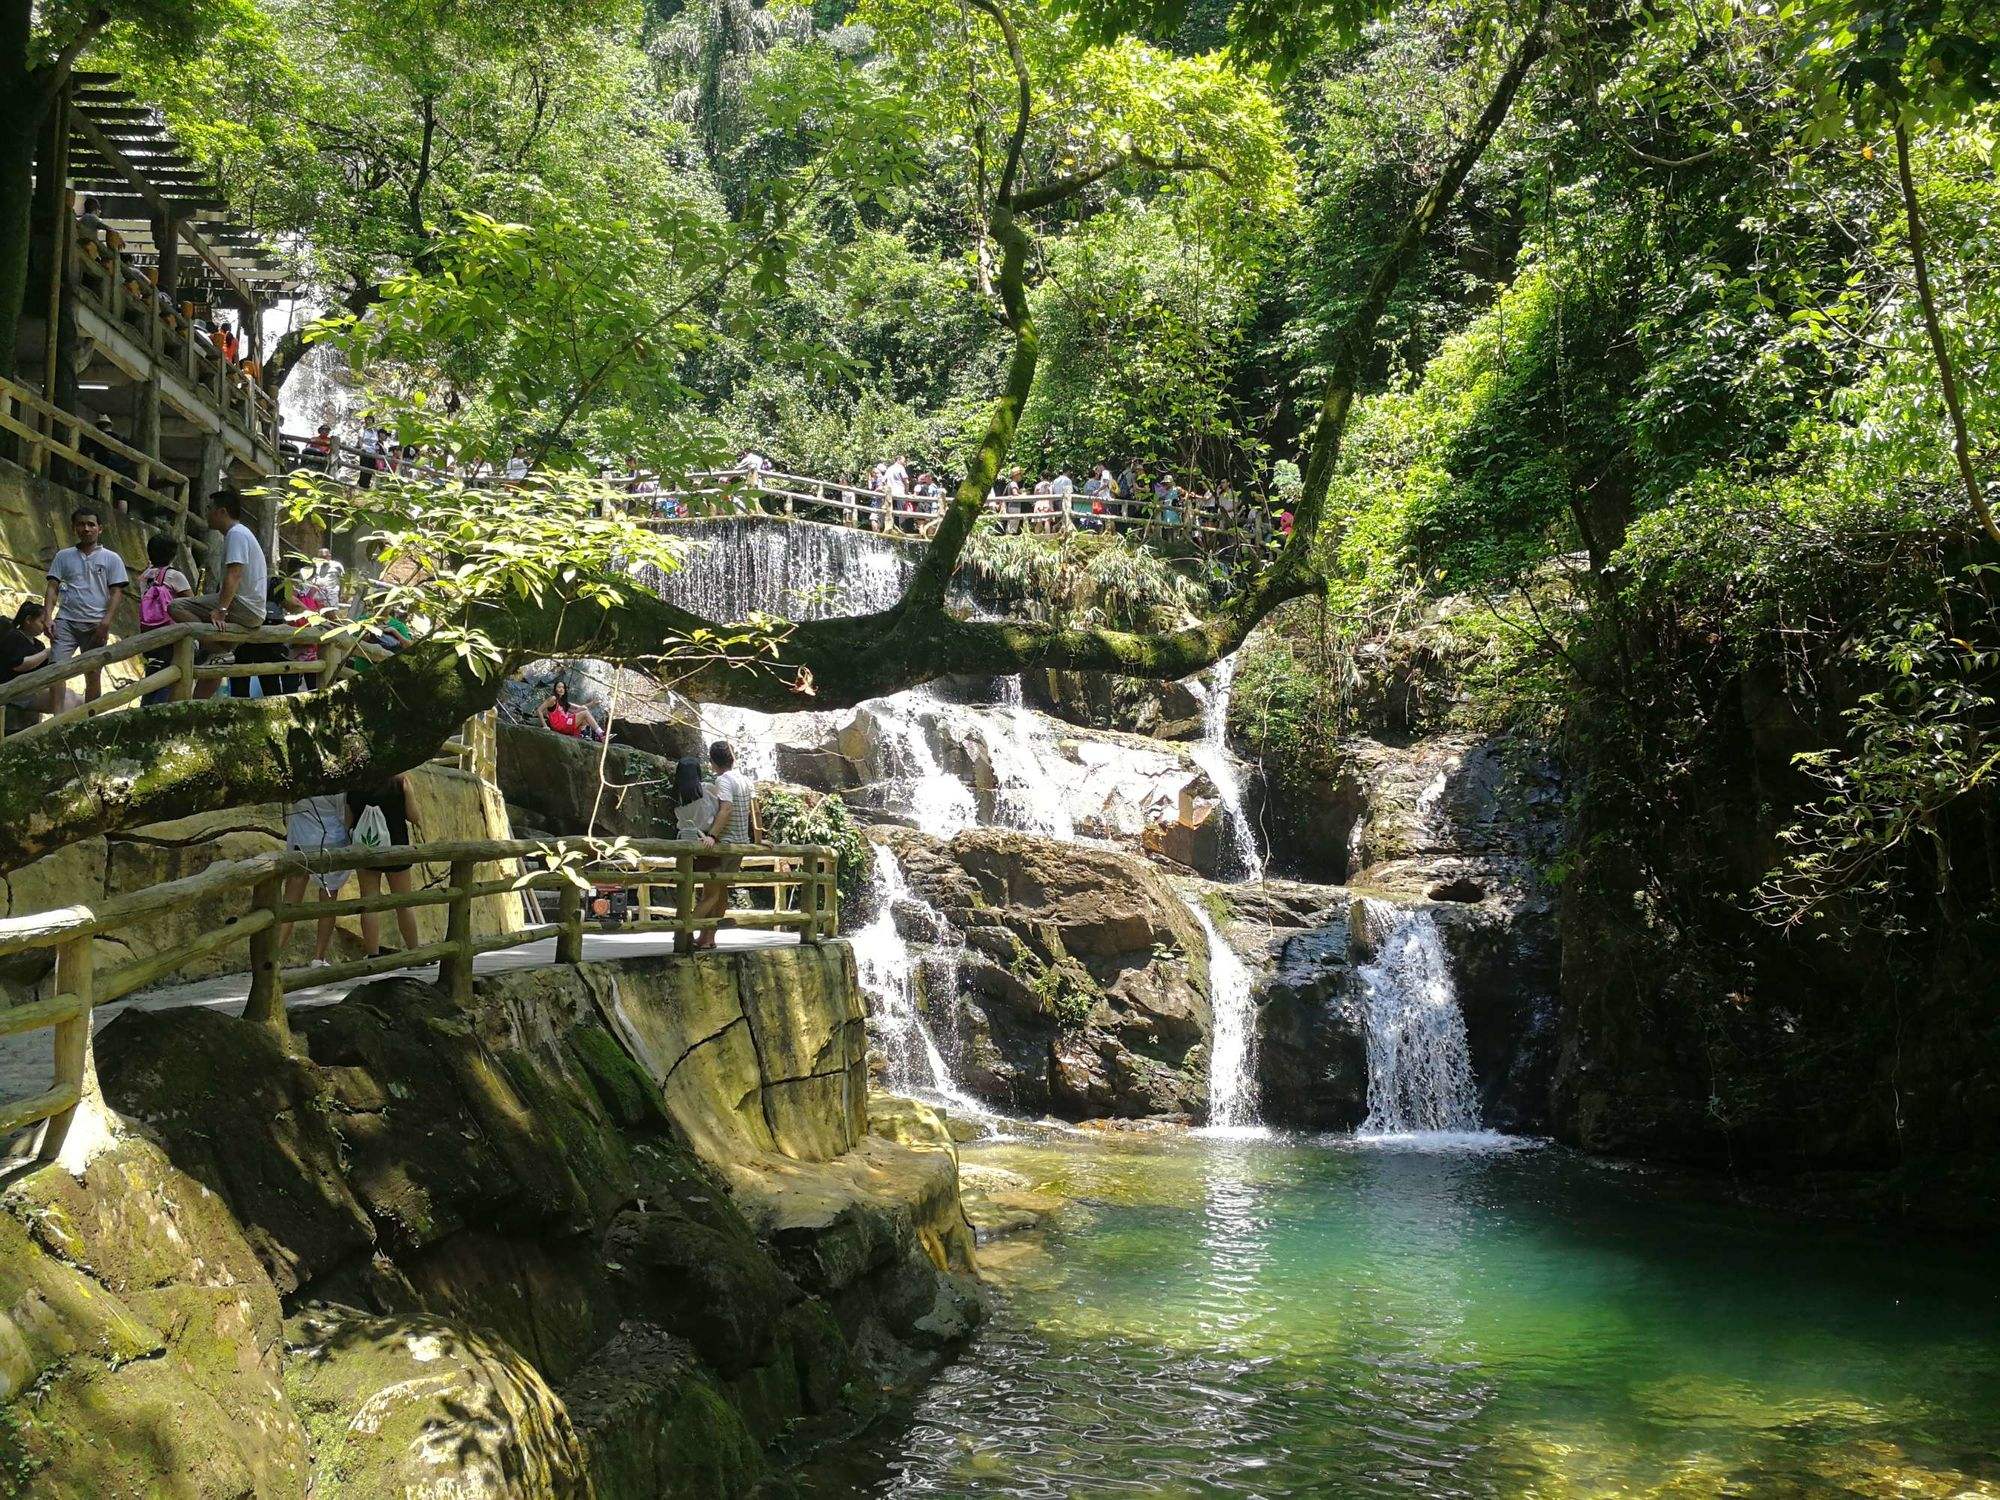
[
  {"left": 979, "top": 684, "right": 1077, "bottom": 839},
  {"left": 1187, "top": 654, "right": 1265, "bottom": 882},
  {"left": 851, "top": 845, "right": 971, "bottom": 1103},
  {"left": 1184, "top": 897, "right": 1261, "bottom": 1132},
  {"left": 1353, "top": 899, "right": 1482, "bottom": 1135},
  {"left": 652, "top": 515, "right": 916, "bottom": 620}
]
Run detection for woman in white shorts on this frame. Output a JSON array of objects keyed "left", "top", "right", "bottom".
[{"left": 277, "top": 793, "right": 353, "bottom": 967}]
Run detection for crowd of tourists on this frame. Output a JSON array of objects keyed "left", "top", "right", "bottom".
[
  {"left": 72, "top": 194, "right": 262, "bottom": 390},
  {"left": 619, "top": 452, "right": 1293, "bottom": 551},
  {"left": 283, "top": 424, "right": 540, "bottom": 490},
  {"left": 1, "top": 492, "right": 394, "bottom": 732}
]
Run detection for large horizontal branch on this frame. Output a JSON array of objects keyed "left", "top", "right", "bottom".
[
  {"left": 0, "top": 646, "right": 495, "bottom": 872},
  {"left": 0, "top": 588, "right": 710, "bottom": 870}
]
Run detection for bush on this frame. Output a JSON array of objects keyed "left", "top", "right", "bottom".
[{"left": 758, "top": 787, "right": 871, "bottom": 902}]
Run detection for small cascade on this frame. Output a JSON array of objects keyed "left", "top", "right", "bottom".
[
  {"left": 1184, "top": 897, "right": 1261, "bottom": 1132},
  {"left": 980, "top": 681, "right": 1077, "bottom": 839},
  {"left": 653, "top": 516, "right": 914, "bottom": 620},
  {"left": 1188, "top": 654, "right": 1265, "bottom": 882},
  {"left": 868, "top": 697, "right": 980, "bottom": 836},
  {"left": 851, "top": 845, "right": 970, "bottom": 1102},
  {"left": 1353, "top": 899, "right": 1482, "bottom": 1135}
]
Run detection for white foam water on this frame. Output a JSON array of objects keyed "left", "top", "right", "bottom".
[
  {"left": 1353, "top": 899, "right": 1484, "bottom": 1136},
  {"left": 1184, "top": 896, "right": 1260, "bottom": 1131},
  {"left": 1187, "top": 654, "right": 1265, "bottom": 882},
  {"left": 851, "top": 845, "right": 974, "bottom": 1106}
]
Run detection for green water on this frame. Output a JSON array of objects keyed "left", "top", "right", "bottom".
[{"left": 800, "top": 1131, "right": 2000, "bottom": 1498}]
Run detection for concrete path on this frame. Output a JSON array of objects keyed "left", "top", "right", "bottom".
[{"left": 0, "top": 928, "right": 796, "bottom": 1105}]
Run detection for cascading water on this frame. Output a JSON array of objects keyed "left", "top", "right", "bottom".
[
  {"left": 851, "top": 844, "right": 972, "bottom": 1104},
  {"left": 1188, "top": 654, "right": 1265, "bottom": 882},
  {"left": 1353, "top": 898, "right": 1483, "bottom": 1135},
  {"left": 981, "top": 679, "right": 1077, "bottom": 839},
  {"left": 1184, "top": 897, "right": 1261, "bottom": 1132}
]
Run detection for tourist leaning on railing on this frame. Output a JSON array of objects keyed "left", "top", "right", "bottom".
[
  {"left": 169, "top": 491, "right": 269, "bottom": 699},
  {"left": 136, "top": 534, "right": 194, "bottom": 705},
  {"left": 44, "top": 505, "right": 129, "bottom": 711}
]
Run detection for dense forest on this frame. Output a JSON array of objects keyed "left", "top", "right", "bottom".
[{"left": 5, "top": 0, "right": 1998, "bottom": 1201}]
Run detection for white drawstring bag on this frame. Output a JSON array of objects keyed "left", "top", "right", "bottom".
[{"left": 353, "top": 803, "right": 392, "bottom": 852}]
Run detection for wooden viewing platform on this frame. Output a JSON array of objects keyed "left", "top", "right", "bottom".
[{"left": 0, "top": 836, "right": 840, "bottom": 1165}]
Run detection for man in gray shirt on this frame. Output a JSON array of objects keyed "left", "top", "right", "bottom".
[
  {"left": 43, "top": 505, "right": 128, "bottom": 708},
  {"left": 170, "top": 490, "right": 270, "bottom": 698},
  {"left": 693, "top": 739, "right": 755, "bottom": 949}
]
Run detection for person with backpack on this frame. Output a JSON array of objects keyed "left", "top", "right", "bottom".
[
  {"left": 136, "top": 534, "right": 192, "bottom": 704},
  {"left": 347, "top": 775, "right": 420, "bottom": 958}
]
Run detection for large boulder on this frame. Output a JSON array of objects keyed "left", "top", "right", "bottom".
[
  {"left": 284, "top": 1311, "right": 590, "bottom": 1499},
  {"left": 0, "top": 1140, "right": 311, "bottom": 1499},
  {"left": 877, "top": 827, "right": 1213, "bottom": 1120},
  {"left": 1021, "top": 669, "right": 1205, "bottom": 740},
  {"left": 501, "top": 658, "right": 704, "bottom": 763},
  {"left": 496, "top": 719, "right": 684, "bottom": 838}
]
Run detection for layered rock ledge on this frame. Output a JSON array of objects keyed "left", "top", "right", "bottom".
[{"left": 0, "top": 942, "right": 980, "bottom": 1497}]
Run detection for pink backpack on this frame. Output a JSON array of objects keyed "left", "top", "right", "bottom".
[{"left": 139, "top": 567, "right": 176, "bottom": 629}]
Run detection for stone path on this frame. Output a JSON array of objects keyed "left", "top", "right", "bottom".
[{"left": 0, "top": 929, "right": 795, "bottom": 1105}]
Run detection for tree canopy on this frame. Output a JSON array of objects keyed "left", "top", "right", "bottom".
[{"left": 4, "top": 0, "right": 1998, "bottom": 895}]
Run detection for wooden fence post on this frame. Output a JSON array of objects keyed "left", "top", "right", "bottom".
[
  {"left": 170, "top": 632, "right": 197, "bottom": 700},
  {"left": 800, "top": 856, "right": 821, "bottom": 942},
  {"left": 675, "top": 850, "right": 697, "bottom": 957},
  {"left": 442, "top": 859, "right": 475, "bottom": 1001},
  {"left": 38, "top": 935, "right": 96, "bottom": 1164},
  {"left": 243, "top": 874, "right": 289, "bottom": 1045},
  {"left": 556, "top": 881, "right": 583, "bottom": 964}
]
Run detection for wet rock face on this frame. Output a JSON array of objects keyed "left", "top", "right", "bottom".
[
  {"left": 1022, "top": 669, "right": 1206, "bottom": 741},
  {"left": 879, "top": 826, "right": 1213, "bottom": 1121}
]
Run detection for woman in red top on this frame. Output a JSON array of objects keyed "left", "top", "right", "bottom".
[{"left": 537, "top": 678, "right": 604, "bottom": 740}]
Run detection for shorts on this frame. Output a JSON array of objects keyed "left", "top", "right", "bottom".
[{"left": 48, "top": 616, "right": 105, "bottom": 664}]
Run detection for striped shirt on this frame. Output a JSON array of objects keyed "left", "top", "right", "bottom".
[{"left": 713, "top": 770, "right": 753, "bottom": 843}]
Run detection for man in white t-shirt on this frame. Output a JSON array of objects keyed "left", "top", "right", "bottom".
[
  {"left": 694, "top": 739, "right": 756, "bottom": 949},
  {"left": 43, "top": 505, "right": 129, "bottom": 706},
  {"left": 170, "top": 491, "right": 270, "bottom": 698}
]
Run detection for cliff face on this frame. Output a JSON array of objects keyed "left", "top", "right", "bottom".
[
  {"left": 1549, "top": 663, "right": 2000, "bottom": 1227},
  {"left": 0, "top": 944, "right": 981, "bottom": 1497}
]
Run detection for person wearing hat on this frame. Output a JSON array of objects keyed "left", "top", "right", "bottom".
[{"left": 89, "top": 413, "right": 137, "bottom": 509}]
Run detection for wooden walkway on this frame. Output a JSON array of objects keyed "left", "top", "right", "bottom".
[{"left": 0, "top": 927, "right": 789, "bottom": 1106}]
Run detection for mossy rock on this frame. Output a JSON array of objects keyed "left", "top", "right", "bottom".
[
  {"left": 95, "top": 1008, "right": 375, "bottom": 1297},
  {"left": 284, "top": 1310, "right": 588, "bottom": 1499},
  {"left": 559, "top": 1323, "right": 764, "bottom": 1500}
]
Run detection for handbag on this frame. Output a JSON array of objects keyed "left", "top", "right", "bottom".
[{"left": 353, "top": 803, "right": 392, "bottom": 851}]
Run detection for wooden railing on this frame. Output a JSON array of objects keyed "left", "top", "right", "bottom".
[
  {"left": 0, "top": 619, "right": 388, "bottom": 743},
  {"left": 69, "top": 240, "right": 280, "bottom": 453},
  {"left": 632, "top": 467, "right": 1263, "bottom": 548},
  {"left": 0, "top": 372, "right": 192, "bottom": 534},
  {"left": 0, "top": 835, "right": 839, "bottom": 1156}
]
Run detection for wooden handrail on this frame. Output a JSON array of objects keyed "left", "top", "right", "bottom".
[
  {"left": 0, "top": 371, "right": 192, "bottom": 525},
  {"left": 0, "top": 619, "right": 393, "bottom": 740},
  {"left": 0, "top": 833, "right": 840, "bottom": 1156},
  {"left": 64, "top": 243, "right": 279, "bottom": 454}
]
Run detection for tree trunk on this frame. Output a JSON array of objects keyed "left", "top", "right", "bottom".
[
  {"left": 1894, "top": 121, "right": 2000, "bottom": 549},
  {"left": 0, "top": 95, "right": 43, "bottom": 385}
]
